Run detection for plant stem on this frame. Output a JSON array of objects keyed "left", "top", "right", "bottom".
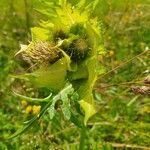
[
  {"left": 24, "top": 0, "right": 30, "bottom": 32},
  {"left": 79, "top": 127, "right": 86, "bottom": 150},
  {"left": 98, "top": 80, "right": 144, "bottom": 89},
  {"left": 99, "top": 49, "right": 149, "bottom": 78}
]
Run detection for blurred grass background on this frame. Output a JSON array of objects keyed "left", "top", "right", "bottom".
[{"left": 0, "top": 0, "right": 150, "bottom": 149}]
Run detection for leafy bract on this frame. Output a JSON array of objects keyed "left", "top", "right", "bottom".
[
  {"left": 74, "top": 22, "right": 103, "bottom": 125},
  {"left": 31, "top": 27, "right": 50, "bottom": 41},
  {"left": 79, "top": 100, "right": 96, "bottom": 125},
  {"left": 14, "top": 57, "right": 69, "bottom": 91}
]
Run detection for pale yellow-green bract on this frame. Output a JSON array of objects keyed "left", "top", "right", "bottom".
[{"left": 15, "top": 0, "right": 104, "bottom": 125}]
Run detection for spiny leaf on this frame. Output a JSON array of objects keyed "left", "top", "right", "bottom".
[{"left": 48, "top": 84, "right": 74, "bottom": 120}]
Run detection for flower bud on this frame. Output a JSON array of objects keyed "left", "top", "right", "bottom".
[
  {"left": 65, "top": 38, "right": 90, "bottom": 61},
  {"left": 22, "top": 41, "right": 61, "bottom": 68}
]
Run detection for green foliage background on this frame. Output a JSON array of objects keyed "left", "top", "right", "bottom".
[{"left": 0, "top": 0, "right": 150, "bottom": 149}]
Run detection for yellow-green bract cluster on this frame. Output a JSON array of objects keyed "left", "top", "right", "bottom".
[{"left": 15, "top": 1, "right": 104, "bottom": 125}]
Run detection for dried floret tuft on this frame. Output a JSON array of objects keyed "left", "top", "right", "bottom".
[{"left": 22, "top": 41, "right": 61, "bottom": 68}]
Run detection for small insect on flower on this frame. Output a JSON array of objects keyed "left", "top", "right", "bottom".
[
  {"left": 32, "top": 105, "right": 41, "bottom": 114},
  {"left": 21, "top": 100, "right": 28, "bottom": 108},
  {"left": 25, "top": 105, "right": 33, "bottom": 114}
]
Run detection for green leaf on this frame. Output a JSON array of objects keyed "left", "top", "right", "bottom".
[
  {"left": 61, "top": 93, "right": 71, "bottom": 120},
  {"left": 31, "top": 27, "right": 50, "bottom": 41},
  {"left": 76, "top": 20, "right": 104, "bottom": 125},
  {"left": 92, "top": 0, "right": 109, "bottom": 18},
  {"left": 48, "top": 95, "right": 60, "bottom": 119},
  {"left": 60, "top": 84, "right": 74, "bottom": 120},
  {"left": 68, "top": 61, "right": 88, "bottom": 81},
  {"left": 102, "top": 143, "right": 114, "bottom": 150},
  {"left": 21, "top": 57, "right": 68, "bottom": 91},
  {"left": 61, "top": 98, "right": 71, "bottom": 120},
  {"left": 127, "top": 96, "right": 139, "bottom": 107},
  {"left": 70, "top": 112, "right": 83, "bottom": 128},
  {"left": 76, "top": 57, "right": 97, "bottom": 125},
  {"left": 48, "top": 84, "right": 74, "bottom": 120},
  {"left": 79, "top": 100, "right": 96, "bottom": 126},
  {"left": 93, "top": 91, "right": 102, "bottom": 102},
  {"left": 13, "top": 91, "right": 52, "bottom": 103}
]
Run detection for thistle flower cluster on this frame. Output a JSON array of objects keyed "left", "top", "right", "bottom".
[
  {"left": 22, "top": 41, "right": 61, "bottom": 68},
  {"left": 20, "top": 24, "right": 91, "bottom": 70},
  {"left": 14, "top": 0, "right": 103, "bottom": 126}
]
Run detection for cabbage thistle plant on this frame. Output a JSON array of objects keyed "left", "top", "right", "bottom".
[{"left": 12, "top": 0, "right": 104, "bottom": 139}]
